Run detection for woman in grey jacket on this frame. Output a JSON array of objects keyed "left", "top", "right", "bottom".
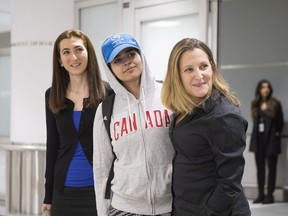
[
  {"left": 93, "top": 33, "right": 174, "bottom": 216},
  {"left": 162, "top": 38, "right": 251, "bottom": 216}
]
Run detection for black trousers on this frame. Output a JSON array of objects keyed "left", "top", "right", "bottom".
[
  {"left": 51, "top": 186, "right": 97, "bottom": 216},
  {"left": 255, "top": 136, "right": 278, "bottom": 196}
]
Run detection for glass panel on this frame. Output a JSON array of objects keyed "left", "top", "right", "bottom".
[
  {"left": 218, "top": 0, "right": 288, "bottom": 136},
  {"left": 141, "top": 14, "right": 199, "bottom": 81},
  {"left": 0, "top": 55, "right": 10, "bottom": 137},
  {"left": 0, "top": 32, "right": 10, "bottom": 49},
  {"left": 79, "top": 2, "right": 118, "bottom": 81}
]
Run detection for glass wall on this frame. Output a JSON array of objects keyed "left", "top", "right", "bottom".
[{"left": 218, "top": 0, "right": 288, "bottom": 190}]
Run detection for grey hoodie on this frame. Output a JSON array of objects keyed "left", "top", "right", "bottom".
[{"left": 93, "top": 49, "right": 175, "bottom": 215}]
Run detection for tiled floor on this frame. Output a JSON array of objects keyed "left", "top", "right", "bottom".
[
  {"left": 249, "top": 200, "right": 288, "bottom": 216},
  {"left": 0, "top": 200, "right": 288, "bottom": 216}
]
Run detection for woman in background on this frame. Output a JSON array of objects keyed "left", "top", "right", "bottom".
[
  {"left": 41, "top": 29, "right": 109, "bottom": 216},
  {"left": 250, "top": 79, "right": 284, "bottom": 204},
  {"left": 162, "top": 38, "right": 251, "bottom": 215}
]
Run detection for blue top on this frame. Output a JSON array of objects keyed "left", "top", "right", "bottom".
[{"left": 65, "top": 111, "right": 94, "bottom": 187}]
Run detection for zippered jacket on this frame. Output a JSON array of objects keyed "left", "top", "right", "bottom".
[
  {"left": 170, "top": 90, "right": 251, "bottom": 215},
  {"left": 93, "top": 51, "right": 175, "bottom": 215},
  {"left": 249, "top": 97, "right": 284, "bottom": 155}
]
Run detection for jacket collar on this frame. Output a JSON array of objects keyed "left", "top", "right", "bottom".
[{"left": 199, "top": 89, "right": 222, "bottom": 113}]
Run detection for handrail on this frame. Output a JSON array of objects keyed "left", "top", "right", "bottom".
[{"left": 0, "top": 142, "right": 46, "bottom": 151}]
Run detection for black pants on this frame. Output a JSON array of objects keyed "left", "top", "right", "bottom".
[
  {"left": 255, "top": 146, "right": 278, "bottom": 196},
  {"left": 51, "top": 186, "right": 97, "bottom": 216}
]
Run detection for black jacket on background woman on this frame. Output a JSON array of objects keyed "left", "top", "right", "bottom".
[
  {"left": 249, "top": 86, "right": 284, "bottom": 204},
  {"left": 249, "top": 98, "right": 284, "bottom": 155}
]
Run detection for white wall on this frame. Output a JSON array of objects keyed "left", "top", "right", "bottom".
[{"left": 10, "top": 0, "right": 74, "bottom": 143}]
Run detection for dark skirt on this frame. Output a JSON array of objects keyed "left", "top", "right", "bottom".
[{"left": 51, "top": 186, "right": 97, "bottom": 216}]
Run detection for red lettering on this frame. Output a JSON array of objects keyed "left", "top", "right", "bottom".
[
  {"left": 164, "top": 109, "right": 170, "bottom": 127},
  {"left": 154, "top": 110, "right": 163, "bottom": 127},
  {"left": 114, "top": 121, "right": 120, "bottom": 140},
  {"left": 114, "top": 114, "right": 138, "bottom": 140},
  {"left": 145, "top": 111, "right": 153, "bottom": 128},
  {"left": 130, "top": 113, "right": 138, "bottom": 131},
  {"left": 121, "top": 118, "right": 128, "bottom": 137}
]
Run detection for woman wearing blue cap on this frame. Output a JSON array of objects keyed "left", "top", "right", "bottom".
[{"left": 93, "top": 33, "right": 174, "bottom": 216}]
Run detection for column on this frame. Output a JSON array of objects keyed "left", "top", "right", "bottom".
[{"left": 7, "top": 0, "right": 74, "bottom": 214}]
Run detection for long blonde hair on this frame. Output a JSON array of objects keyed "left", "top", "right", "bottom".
[{"left": 162, "top": 38, "right": 239, "bottom": 116}]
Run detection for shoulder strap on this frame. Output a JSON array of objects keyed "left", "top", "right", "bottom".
[
  {"left": 102, "top": 93, "right": 115, "bottom": 140},
  {"left": 102, "top": 93, "right": 116, "bottom": 199},
  {"left": 103, "top": 80, "right": 115, "bottom": 97}
]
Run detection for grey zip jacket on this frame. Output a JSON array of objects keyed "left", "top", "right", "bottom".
[{"left": 93, "top": 51, "right": 175, "bottom": 215}]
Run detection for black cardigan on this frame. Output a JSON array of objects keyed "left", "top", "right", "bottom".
[{"left": 43, "top": 86, "right": 112, "bottom": 204}]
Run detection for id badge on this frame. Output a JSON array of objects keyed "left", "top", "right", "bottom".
[{"left": 259, "top": 122, "right": 264, "bottom": 132}]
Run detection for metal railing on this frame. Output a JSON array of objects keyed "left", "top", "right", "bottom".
[{"left": 0, "top": 140, "right": 46, "bottom": 215}]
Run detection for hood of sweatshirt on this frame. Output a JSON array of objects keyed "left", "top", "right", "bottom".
[{"left": 101, "top": 49, "right": 156, "bottom": 101}]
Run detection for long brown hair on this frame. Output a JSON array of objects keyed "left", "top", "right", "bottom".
[
  {"left": 49, "top": 29, "right": 105, "bottom": 113},
  {"left": 251, "top": 79, "right": 278, "bottom": 119},
  {"left": 162, "top": 38, "right": 239, "bottom": 116}
]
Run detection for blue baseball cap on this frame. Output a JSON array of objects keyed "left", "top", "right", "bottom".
[{"left": 102, "top": 33, "right": 141, "bottom": 64}]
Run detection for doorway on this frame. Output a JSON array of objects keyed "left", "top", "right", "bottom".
[
  {"left": 76, "top": 0, "right": 214, "bottom": 81},
  {"left": 134, "top": 0, "right": 210, "bottom": 80}
]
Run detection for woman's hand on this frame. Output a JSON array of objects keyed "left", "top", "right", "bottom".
[{"left": 41, "top": 204, "right": 51, "bottom": 216}]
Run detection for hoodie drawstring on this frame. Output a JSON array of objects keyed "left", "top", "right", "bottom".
[{"left": 141, "top": 86, "right": 147, "bottom": 124}]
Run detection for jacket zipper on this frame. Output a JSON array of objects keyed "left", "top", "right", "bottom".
[{"left": 137, "top": 101, "right": 155, "bottom": 215}]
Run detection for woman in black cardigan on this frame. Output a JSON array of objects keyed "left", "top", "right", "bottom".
[
  {"left": 41, "top": 29, "right": 109, "bottom": 216},
  {"left": 250, "top": 79, "right": 284, "bottom": 204}
]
